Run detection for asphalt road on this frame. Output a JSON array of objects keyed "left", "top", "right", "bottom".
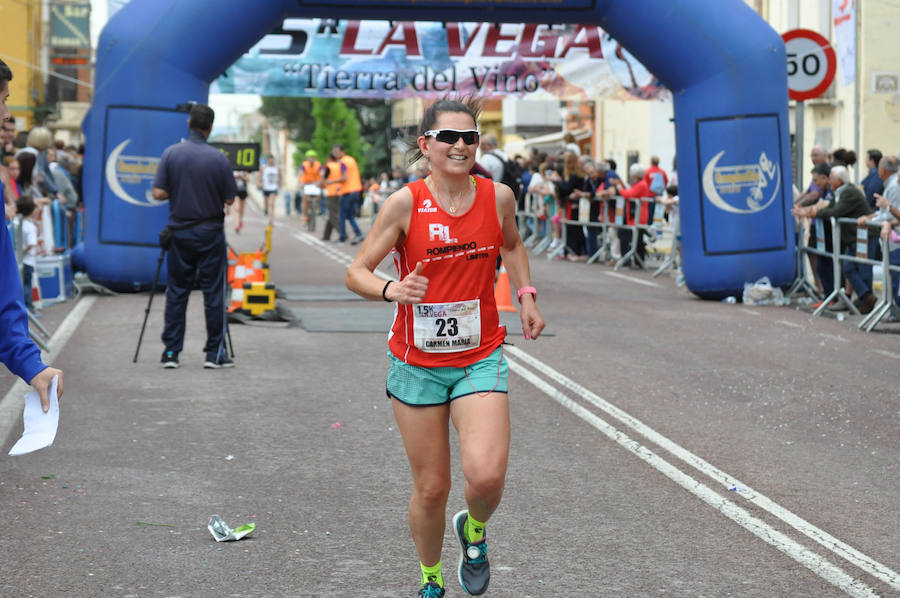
[{"left": 1, "top": 206, "right": 898, "bottom": 598}]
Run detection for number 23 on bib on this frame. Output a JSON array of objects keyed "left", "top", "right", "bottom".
[{"left": 413, "top": 300, "right": 481, "bottom": 353}]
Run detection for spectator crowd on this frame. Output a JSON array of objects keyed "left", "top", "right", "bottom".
[
  {"left": 792, "top": 146, "right": 900, "bottom": 317},
  {"left": 465, "top": 133, "right": 680, "bottom": 270},
  {"left": 3, "top": 120, "right": 85, "bottom": 313}
]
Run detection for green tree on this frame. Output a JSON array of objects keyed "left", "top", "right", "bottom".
[
  {"left": 309, "top": 98, "right": 366, "bottom": 175},
  {"left": 258, "top": 96, "right": 391, "bottom": 178}
]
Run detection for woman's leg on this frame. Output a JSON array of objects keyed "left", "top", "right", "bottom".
[
  {"left": 266, "top": 192, "right": 276, "bottom": 224},
  {"left": 449, "top": 393, "right": 510, "bottom": 524},
  {"left": 392, "top": 399, "right": 452, "bottom": 567},
  {"left": 234, "top": 198, "right": 244, "bottom": 231}
]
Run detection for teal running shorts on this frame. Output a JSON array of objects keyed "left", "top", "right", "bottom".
[{"left": 386, "top": 346, "right": 508, "bottom": 406}]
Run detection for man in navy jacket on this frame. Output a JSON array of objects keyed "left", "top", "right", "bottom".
[{"left": 0, "top": 59, "right": 63, "bottom": 412}]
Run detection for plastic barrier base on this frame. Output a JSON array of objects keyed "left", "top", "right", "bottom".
[{"left": 241, "top": 282, "right": 276, "bottom": 316}]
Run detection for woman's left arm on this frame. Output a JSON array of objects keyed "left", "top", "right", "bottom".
[{"left": 496, "top": 182, "right": 546, "bottom": 340}]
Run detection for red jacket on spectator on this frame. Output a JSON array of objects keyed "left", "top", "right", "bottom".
[
  {"left": 619, "top": 178, "right": 655, "bottom": 225},
  {"left": 644, "top": 164, "right": 668, "bottom": 191}
]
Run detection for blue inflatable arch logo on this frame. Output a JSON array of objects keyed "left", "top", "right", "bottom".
[{"left": 83, "top": 0, "right": 794, "bottom": 297}]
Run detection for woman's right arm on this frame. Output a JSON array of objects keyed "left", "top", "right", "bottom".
[{"left": 346, "top": 187, "right": 427, "bottom": 304}]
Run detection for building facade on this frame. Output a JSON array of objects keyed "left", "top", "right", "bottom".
[{"left": 0, "top": 1, "right": 44, "bottom": 129}]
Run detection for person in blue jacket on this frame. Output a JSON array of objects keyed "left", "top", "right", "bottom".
[{"left": 0, "top": 59, "right": 63, "bottom": 412}]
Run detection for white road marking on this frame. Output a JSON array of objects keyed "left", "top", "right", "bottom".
[
  {"left": 777, "top": 319, "right": 805, "bottom": 329},
  {"left": 602, "top": 271, "right": 661, "bottom": 288},
  {"left": 292, "top": 231, "right": 393, "bottom": 280},
  {"left": 817, "top": 332, "right": 850, "bottom": 343},
  {"left": 0, "top": 296, "right": 97, "bottom": 441},
  {"left": 506, "top": 355, "right": 880, "bottom": 597},
  {"left": 506, "top": 345, "right": 900, "bottom": 593},
  {"left": 873, "top": 349, "right": 900, "bottom": 360},
  {"left": 740, "top": 308, "right": 760, "bottom": 316}
]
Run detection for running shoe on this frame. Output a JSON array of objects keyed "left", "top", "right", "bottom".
[
  {"left": 452, "top": 510, "right": 490, "bottom": 595},
  {"left": 203, "top": 355, "right": 234, "bottom": 369},
  {"left": 161, "top": 350, "right": 179, "bottom": 369},
  {"left": 418, "top": 581, "right": 445, "bottom": 597}
]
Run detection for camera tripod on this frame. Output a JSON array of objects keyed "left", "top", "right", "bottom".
[{"left": 133, "top": 240, "right": 234, "bottom": 363}]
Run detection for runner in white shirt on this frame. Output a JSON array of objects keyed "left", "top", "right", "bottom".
[{"left": 260, "top": 155, "right": 280, "bottom": 225}]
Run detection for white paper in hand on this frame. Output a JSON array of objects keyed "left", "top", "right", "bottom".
[{"left": 9, "top": 375, "right": 60, "bottom": 456}]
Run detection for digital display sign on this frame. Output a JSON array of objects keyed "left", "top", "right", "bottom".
[{"left": 210, "top": 142, "right": 261, "bottom": 171}]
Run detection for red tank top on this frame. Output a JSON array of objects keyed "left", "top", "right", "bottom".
[{"left": 389, "top": 176, "right": 506, "bottom": 367}]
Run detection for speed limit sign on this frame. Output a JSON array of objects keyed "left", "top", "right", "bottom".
[{"left": 782, "top": 29, "right": 836, "bottom": 101}]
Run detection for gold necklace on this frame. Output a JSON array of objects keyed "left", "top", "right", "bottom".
[{"left": 428, "top": 175, "right": 475, "bottom": 214}]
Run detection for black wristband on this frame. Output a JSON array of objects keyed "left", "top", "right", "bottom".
[{"left": 382, "top": 280, "right": 393, "bottom": 302}]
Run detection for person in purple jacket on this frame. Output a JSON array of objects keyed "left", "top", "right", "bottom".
[{"left": 0, "top": 59, "right": 63, "bottom": 413}]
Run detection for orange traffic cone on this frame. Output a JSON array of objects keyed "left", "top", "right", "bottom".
[
  {"left": 227, "top": 250, "right": 249, "bottom": 313},
  {"left": 30, "top": 271, "right": 42, "bottom": 309},
  {"left": 226, "top": 246, "right": 238, "bottom": 284},
  {"left": 494, "top": 261, "right": 517, "bottom": 312}
]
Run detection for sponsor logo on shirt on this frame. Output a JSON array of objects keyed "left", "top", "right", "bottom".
[
  {"left": 418, "top": 198, "right": 438, "bottom": 213},
  {"left": 428, "top": 223, "right": 458, "bottom": 244},
  {"left": 422, "top": 223, "right": 494, "bottom": 263}
]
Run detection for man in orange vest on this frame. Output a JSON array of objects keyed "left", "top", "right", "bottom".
[
  {"left": 321, "top": 153, "right": 346, "bottom": 242},
  {"left": 298, "top": 149, "right": 322, "bottom": 224},
  {"left": 333, "top": 144, "right": 364, "bottom": 245}
]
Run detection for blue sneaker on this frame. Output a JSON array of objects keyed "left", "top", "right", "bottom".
[
  {"left": 418, "top": 581, "right": 444, "bottom": 597},
  {"left": 453, "top": 510, "right": 490, "bottom": 595}
]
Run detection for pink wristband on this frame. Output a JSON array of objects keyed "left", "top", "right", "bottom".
[{"left": 516, "top": 286, "right": 537, "bottom": 303}]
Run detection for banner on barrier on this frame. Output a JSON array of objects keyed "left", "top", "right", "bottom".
[
  {"left": 697, "top": 114, "right": 788, "bottom": 255},
  {"left": 815, "top": 219, "right": 825, "bottom": 251},
  {"left": 101, "top": 107, "right": 188, "bottom": 247},
  {"left": 211, "top": 19, "right": 667, "bottom": 100},
  {"left": 856, "top": 226, "right": 868, "bottom": 259}
]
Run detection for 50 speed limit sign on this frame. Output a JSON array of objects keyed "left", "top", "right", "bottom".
[{"left": 782, "top": 29, "right": 836, "bottom": 101}]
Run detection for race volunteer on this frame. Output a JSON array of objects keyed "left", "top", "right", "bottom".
[
  {"left": 346, "top": 97, "right": 545, "bottom": 598},
  {"left": 298, "top": 149, "right": 321, "bottom": 223},
  {"left": 333, "top": 144, "right": 364, "bottom": 245},
  {"left": 152, "top": 103, "right": 237, "bottom": 369},
  {"left": 320, "top": 153, "right": 346, "bottom": 242}
]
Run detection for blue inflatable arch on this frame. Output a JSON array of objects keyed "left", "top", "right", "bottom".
[{"left": 83, "top": 0, "right": 794, "bottom": 297}]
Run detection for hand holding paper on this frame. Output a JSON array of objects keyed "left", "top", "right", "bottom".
[
  {"left": 9, "top": 375, "right": 60, "bottom": 456},
  {"left": 29, "top": 367, "right": 64, "bottom": 413}
]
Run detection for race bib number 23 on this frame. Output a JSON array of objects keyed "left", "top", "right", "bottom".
[{"left": 413, "top": 300, "right": 481, "bottom": 353}]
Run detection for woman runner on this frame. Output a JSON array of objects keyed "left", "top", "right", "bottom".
[{"left": 346, "top": 97, "right": 545, "bottom": 597}]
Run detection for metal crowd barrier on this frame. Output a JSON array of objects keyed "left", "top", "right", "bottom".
[
  {"left": 516, "top": 192, "right": 542, "bottom": 249},
  {"left": 536, "top": 195, "right": 679, "bottom": 274},
  {"left": 791, "top": 215, "right": 899, "bottom": 331},
  {"left": 538, "top": 196, "right": 614, "bottom": 263},
  {"left": 523, "top": 192, "right": 900, "bottom": 332}
]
